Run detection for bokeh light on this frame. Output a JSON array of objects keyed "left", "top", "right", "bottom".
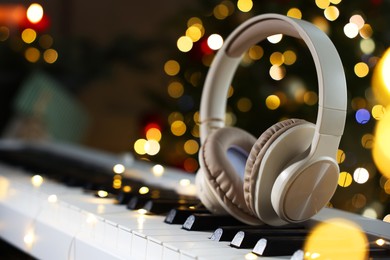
[
  {"left": 359, "top": 24, "right": 373, "bottom": 39},
  {"left": 303, "top": 91, "right": 318, "bottom": 106},
  {"left": 134, "top": 138, "right": 147, "bottom": 155},
  {"left": 315, "top": 0, "right": 330, "bottom": 9},
  {"left": 177, "top": 36, "right": 193, "bottom": 52},
  {"left": 0, "top": 26, "right": 10, "bottom": 42},
  {"left": 269, "top": 65, "right": 286, "bottom": 80},
  {"left": 355, "top": 108, "right": 370, "bottom": 124},
  {"left": 283, "top": 50, "right": 297, "bottom": 65},
  {"left": 184, "top": 139, "right": 199, "bottom": 155},
  {"left": 267, "top": 34, "right": 283, "bottom": 44},
  {"left": 237, "top": 97, "right": 252, "bottom": 112},
  {"left": 26, "top": 3, "right": 43, "bottom": 24},
  {"left": 164, "top": 60, "right": 180, "bottom": 76},
  {"left": 344, "top": 23, "right": 359, "bottom": 38},
  {"left": 31, "top": 175, "right": 43, "bottom": 187},
  {"left": 237, "top": 0, "right": 253, "bottom": 12},
  {"left": 39, "top": 34, "right": 53, "bottom": 49},
  {"left": 304, "top": 218, "right": 368, "bottom": 260},
  {"left": 372, "top": 48, "right": 390, "bottom": 105},
  {"left": 338, "top": 171, "right": 352, "bottom": 187},
  {"left": 354, "top": 62, "right": 369, "bottom": 78},
  {"left": 372, "top": 104, "right": 386, "bottom": 120},
  {"left": 144, "top": 140, "right": 160, "bottom": 156},
  {"left": 265, "top": 95, "right": 281, "bottom": 110},
  {"left": 353, "top": 167, "right": 369, "bottom": 184},
  {"left": 324, "top": 6, "right": 339, "bottom": 21},
  {"left": 25, "top": 47, "right": 40, "bottom": 63},
  {"left": 207, "top": 34, "right": 223, "bottom": 50},
  {"left": 361, "top": 133, "right": 374, "bottom": 149},
  {"left": 360, "top": 38, "right": 375, "bottom": 55},
  {"left": 372, "top": 108, "right": 390, "bottom": 178},
  {"left": 183, "top": 157, "right": 199, "bottom": 172},
  {"left": 146, "top": 127, "right": 162, "bottom": 141},
  {"left": 336, "top": 149, "right": 346, "bottom": 164},
  {"left": 139, "top": 186, "right": 149, "bottom": 195},
  {"left": 287, "top": 8, "right": 302, "bottom": 19},
  {"left": 21, "top": 28, "right": 37, "bottom": 44},
  {"left": 171, "top": 120, "right": 187, "bottom": 136},
  {"left": 270, "top": 52, "right": 284, "bottom": 66},
  {"left": 113, "top": 164, "right": 125, "bottom": 174},
  {"left": 186, "top": 26, "right": 202, "bottom": 42},
  {"left": 43, "top": 49, "right": 58, "bottom": 64},
  {"left": 152, "top": 164, "right": 164, "bottom": 177}
]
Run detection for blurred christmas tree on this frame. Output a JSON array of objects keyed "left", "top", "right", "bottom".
[{"left": 134, "top": 0, "right": 390, "bottom": 218}]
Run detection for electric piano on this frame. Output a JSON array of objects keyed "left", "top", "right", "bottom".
[{"left": 0, "top": 140, "right": 389, "bottom": 259}]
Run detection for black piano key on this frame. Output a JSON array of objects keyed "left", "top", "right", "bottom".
[
  {"left": 210, "top": 223, "right": 306, "bottom": 242},
  {"left": 116, "top": 191, "right": 136, "bottom": 204},
  {"left": 230, "top": 228, "right": 308, "bottom": 249},
  {"left": 164, "top": 207, "right": 209, "bottom": 224},
  {"left": 252, "top": 236, "right": 305, "bottom": 256},
  {"left": 127, "top": 196, "right": 151, "bottom": 210},
  {"left": 143, "top": 199, "right": 199, "bottom": 215},
  {"left": 182, "top": 213, "right": 244, "bottom": 231},
  {"left": 210, "top": 225, "right": 256, "bottom": 241}
]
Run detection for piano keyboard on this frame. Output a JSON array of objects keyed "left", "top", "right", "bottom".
[{"left": 0, "top": 141, "right": 389, "bottom": 259}]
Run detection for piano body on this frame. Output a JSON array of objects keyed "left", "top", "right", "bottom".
[{"left": 0, "top": 140, "right": 389, "bottom": 259}]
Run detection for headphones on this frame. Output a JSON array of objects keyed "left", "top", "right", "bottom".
[{"left": 196, "top": 13, "right": 347, "bottom": 226}]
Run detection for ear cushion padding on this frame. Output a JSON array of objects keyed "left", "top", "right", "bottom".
[
  {"left": 200, "top": 127, "right": 263, "bottom": 225},
  {"left": 243, "top": 119, "right": 309, "bottom": 216}
]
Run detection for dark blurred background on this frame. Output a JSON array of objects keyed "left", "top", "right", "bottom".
[{"left": 0, "top": 0, "right": 389, "bottom": 221}]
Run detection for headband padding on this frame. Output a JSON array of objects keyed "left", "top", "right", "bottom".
[
  {"left": 243, "top": 119, "right": 308, "bottom": 214},
  {"left": 201, "top": 127, "right": 262, "bottom": 224}
]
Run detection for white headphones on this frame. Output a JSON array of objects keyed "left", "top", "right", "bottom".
[{"left": 196, "top": 13, "right": 347, "bottom": 226}]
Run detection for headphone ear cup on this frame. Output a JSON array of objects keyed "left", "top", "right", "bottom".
[
  {"left": 271, "top": 155, "right": 339, "bottom": 223},
  {"left": 197, "top": 127, "right": 263, "bottom": 225},
  {"left": 243, "top": 119, "right": 315, "bottom": 226}
]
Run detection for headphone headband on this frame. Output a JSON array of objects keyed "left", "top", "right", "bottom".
[{"left": 199, "top": 14, "right": 347, "bottom": 156}]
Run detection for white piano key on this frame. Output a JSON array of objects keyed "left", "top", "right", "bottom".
[
  {"left": 145, "top": 231, "right": 211, "bottom": 260},
  {"left": 105, "top": 211, "right": 172, "bottom": 231},
  {"left": 163, "top": 243, "right": 181, "bottom": 260},
  {"left": 180, "top": 247, "right": 252, "bottom": 260},
  {"left": 75, "top": 231, "right": 126, "bottom": 260},
  {"left": 104, "top": 219, "right": 119, "bottom": 250},
  {"left": 131, "top": 230, "right": 148, "bottom": 259},
  {"left": 117, "top": 226, "right": 133, "bottom": 259}
]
